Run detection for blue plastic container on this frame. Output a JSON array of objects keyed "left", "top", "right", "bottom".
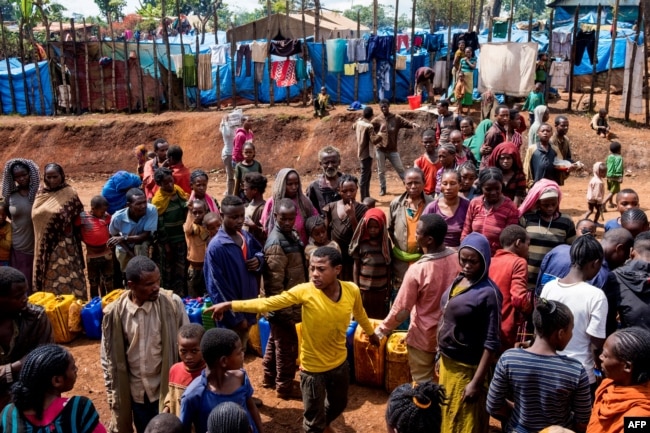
[
  {"left": 346, "top": 320, "right": 358, "bottom": 381},
  {"left": 258, "top": 317, "right": 271, "bottom": 355},
  {"left": 81, "top": 297, "right": 103, "bottom": 339}
]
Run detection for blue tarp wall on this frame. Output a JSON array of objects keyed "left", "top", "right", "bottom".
[{"left": 0, "top": 60, "right": 53, "bottom": 115}]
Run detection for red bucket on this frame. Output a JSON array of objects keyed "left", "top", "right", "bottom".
[{"left": 407, "top": 95, "right": 421, "bottom": 110}]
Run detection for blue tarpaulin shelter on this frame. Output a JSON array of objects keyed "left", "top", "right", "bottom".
[{"left": 0, "top": 60, "right": 53, "bottom": 115}]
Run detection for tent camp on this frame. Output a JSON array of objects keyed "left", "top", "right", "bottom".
[{"left": 226, "top": 11, "right": 369, "bottom": 42}]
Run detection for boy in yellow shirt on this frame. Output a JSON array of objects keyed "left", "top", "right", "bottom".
[{"left": 208, "top": 246, "right": 379, "bottom": 433}]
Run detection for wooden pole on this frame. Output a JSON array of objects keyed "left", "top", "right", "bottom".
[
  {"left": 446, "top": 2, "right": 452, "bottom": 71},
  {"left": 354, "top": 11, "right": 360, "bottom": 101},
  {"left": 195, "top": 33, "right": 200, "bottom": 110},
  {"left": 604, "top": 0, "right": 619, "bottom": 113},
  {"left": 488, "top": 16, "right": 493, "bottom": 42},
  {"left": 98, "top": 26, "right": 106, "bottom": 113},
  {"left": 0, "top": 9, "right": 16, "bottom": 113},
  {"left": 253, "top": 21, "right": 258, "bottom": 107},
  {"left": 177, "top": 1, "right": 188, "bottom": 111},
  {"left": 623, "top": 3, "right": 642, "bottom": 120},
  {"left": 567, "top": 5, "right": 580, "bottom": 111},
  {"left": 60, "top": 20, "right": 69, "bottom": 114},
  {"left": 645, "top": 17, "right": 650, "bottom": 125},
  {"left": 410, "top": 0, "right": 416, "bottom": 96},
  {"left": 302, "top": 0, "right": 307, "bottom": 106},
  {"left": 161, "top": 1, "right": 173, "bottom": 111},
  {"left": 69, "top": 19, "right": 80, "bottom": 114},
  {"left": 30, "top": 38, "right": 46, "bottom": 116},
  {"left": 588, "top": 5, "right": 601, "bottom": 113},
  {"left": 372, "top": 0, "right": 377, "bottom": 101},
  {"left": 230, "top": 21, "right": 236, "bottom": 108},
  {"left": 214, "top": 9, "right": 221, "bottom": 110},
  {"left": 136, "top": 33, "right": 145, "bottom": 112},
  {"left": 392, "top": 0, "right": 398, "bottom": 103},
  {"left": 527, "top": 10, "right": 533, "bottom": 42},
  {"left": 82, "top": 18, "right": 91, "bottom": 113},
  {"left": 109, "top": 21, "right": 118, "bottom": 111},
  {"left": 321, "top": 37, "right": 326, "bottom": 100},
  {"left": 153, "top": 37, "right": 160, "bottom": 113},
  {"left": 267, "top": 0, "right": 274, "bottom": 106},
  {"left": 545, "top": 10, "right": 554, "bottom": 105},
  {"left": 469, "top": 0, "right": 476, "bottom": 32},
  {"left": 18, "top": 20, "right": 30, "bottom": 114},
  {"left": 123, "top": 38, "right": 132, "bottom": 113},
  {"left": 507, "top": 0, "right": 514, "bottom": 41},
  {"left": 477, "top": 0, "right": 485, "bottom": 31}
]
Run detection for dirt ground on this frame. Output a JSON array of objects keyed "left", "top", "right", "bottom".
[{"left": 5, "top": 88, "right": 650, "bottom": 432}]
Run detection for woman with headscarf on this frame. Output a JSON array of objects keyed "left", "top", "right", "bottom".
[
  {"left": 31, "top": 163, "right": 86, "bottom": 299},
  {"left": 1, "top": 158, "right": 40, "bottom": 291},
  {"left": 437, "top": 232, "right": 501, "bottom": 433},
  {"left": 519, "top": 179, "right": 576, "bottom": 290},
  {"left": 528, "top": 105, "right": 550, "bottom": 147},
  {"left": 349, "top": 207, "right": 391, "bottom": 318},
  {"left": 487, "top": 142, "right": 527, "bottom": 206},
  {"left": 260, "top": 168, "right": 318, "bottom": 245}
]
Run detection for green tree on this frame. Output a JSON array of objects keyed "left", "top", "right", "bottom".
[
  {"left": 500, "top": 0, "right": 548, "bottom": 22},
  {"left": 94, "top": 0, "right": 126, "bottom": 22},
  {"left": 416, "top": 0, "right": 472, "bottom": 30},
  {"left": 342, "top": 4, "right": 392, "bottom": 30}
]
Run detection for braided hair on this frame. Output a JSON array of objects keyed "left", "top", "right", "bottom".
[
  {"left": 385, "top": 381, "right": 446, "bottom": 433},
  {"left": 533, "top": 299, "right": 573, "bottom": 339},
  {"left": 190, "top": 169, "right": 209, "bottom": 185},
  {"left": 207, "top": 401, "right": 249, "bottom": 433},
  {"left": 608, "top": 327, "right": 650, "bottom": 384},
  {"left": 569, "top": 234, "right": 604, "bottom": 267},
  {"left": 2, "top": 158, "right": 40, "bottom": 203},
  {"left": 11, "top": 344, "right": 72, "bottom": 420}
]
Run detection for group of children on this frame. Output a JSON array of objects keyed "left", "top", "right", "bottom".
[{"left": 585, "top": 141, "right": 625, "bottom": 224}]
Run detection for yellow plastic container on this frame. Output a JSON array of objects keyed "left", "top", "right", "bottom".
[
  {"left": 385, "top": 332, "right": 411, "bottom": 393},
  {"left": 354, "top": 318, "right": 386, "bottom": 388},
  {"left": 249, "top": 323, "right": 262, "bottom": 357},
  {"left": 28, "top": 291, "right": 55, "bottom": 306},
  {"left": 295, "top": 323, "right": 302, "bottom": 366},
  {"left": 45, "top": 295, "right": 78, "bottom": 343},
  {"left": 101, "top": 289, "right": 124, "bottom": 309}
]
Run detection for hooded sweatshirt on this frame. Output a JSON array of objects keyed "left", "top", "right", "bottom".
[
  {"left": 613, "top": 260, "right": 650, "bottom": 330},
  {"left": 587, "top": 378, "right": 650, "bottom": 433},
  {"left": 438, "top": 232, "right": 502, "bottom": 365}
]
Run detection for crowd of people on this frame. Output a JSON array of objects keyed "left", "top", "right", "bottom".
[{"left": 0, "top": 85, "right": 649, "bottom": 433}]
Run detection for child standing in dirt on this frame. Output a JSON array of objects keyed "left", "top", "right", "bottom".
[
  {"left": 603, "top": 141, "right": 624, "bottom": 209},
  {"left": 584, "top": 162, "right": 606, "bottom": 224},
  {"left": 234, "top": 143, "right": 263, "bottom": 199},
  {"left": 75, "top": 195, "right": 113, "bottom": 298}
]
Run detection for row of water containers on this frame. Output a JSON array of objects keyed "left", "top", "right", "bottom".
[{"left": 30, "top": 293, "right": 411, "bottom": 393}]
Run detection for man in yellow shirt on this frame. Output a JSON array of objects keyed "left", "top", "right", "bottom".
[{"left": 207, "top": 246, "right": 380, "bottom": 433}]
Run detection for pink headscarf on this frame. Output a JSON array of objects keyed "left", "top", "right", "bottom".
[{"left": 518, "top": 179, "right": 562, "bottom": 218}]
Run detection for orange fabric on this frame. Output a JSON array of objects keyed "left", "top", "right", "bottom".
[
  {"left": 240, "top": 233, "right": 248, "bottom": 260},
  {"left": 414, "top": 154, "right": 442, "bottom": 195},
  {"left": 587, "top": 379, "right": 650, "bottom": 433},
  {"left": 405, "top": 204, "right": 424, "bottom": 252}
]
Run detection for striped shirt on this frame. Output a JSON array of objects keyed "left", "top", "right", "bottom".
[
  {"left": 520, "top": 212, "right": 576, "bottom": 289},
  {"left": 487, "top": 348, "right": 592, "bottom": 433}
]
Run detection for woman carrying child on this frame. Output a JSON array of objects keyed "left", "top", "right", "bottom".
[{"left": 349, "top": 208, "right": 391, "bottom": 319}]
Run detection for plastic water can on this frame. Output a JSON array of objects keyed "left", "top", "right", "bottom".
[
  {"left": 354, "top": 318, "right": 386, "bottom": 387},
  {"left": 81, "top": 296, "right": 103, "bottom": 339},
  {"left": 385, "top": 332, "right": 411, "bottom": 393}
]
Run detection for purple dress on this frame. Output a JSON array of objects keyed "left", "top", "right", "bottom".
[{"left": 424, "top": 197, "right": 470, "bottom": 247}]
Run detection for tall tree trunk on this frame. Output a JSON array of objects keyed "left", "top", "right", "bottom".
[
  {"left": 490, "top": 0, "right": 502, "bottom": 21},
  {"left": 313, "top": 0, "right": 320, "bottom": 40}
]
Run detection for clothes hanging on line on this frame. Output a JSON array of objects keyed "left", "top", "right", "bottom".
[
  {"left": 251, "top": 41, "right": 268, "bottom": 63},
  {"left": 551, "top": 30, "right": 572, "bottom": 60},
  {"left": 477, "top": 42, "right": 537, "bottom": 97},
  {"left": 236, "top": 44, "right": 251, "bottom": 77},
  {"left": 452, "top": 32, "right": 480, "bottom": 53},
  {"left": 378, "top": 61, "right": 391, "bottom": 100},
  {"left": 326, "top": 38, "right": 346, "bottom": 73},
  {"left": 270, "top": 39, "right": 302, "bottom": 56},
  {"left": 198, "top": 53, "right": 212, "bottom": 90},
  {"left": 493, "top": 21, "right": 508, "bottom": 38},
  {"left": 620, "top": 39, "right": 643, "bottom": 115},
  {"left": 549, "top": 61, "right": 570, "bottom": 91},
  {"left": 344, "top": 63, "right": 355, "bottom": 75},
  {"left": 183, "top": 54, "right": 197, "bottom": 87},
  {"left": 395, "top": 55, "right": 407, "bottom": 70},
  {"left": 413, "top": 35, "right": 423, "bottom": 47},
  {"left": 271, "top": 60, "right": 297, "bottom": 87},
  {"left": 367, "top": 35, "right": 394, "bottom": 61},
  {"left": 574, "top": 30, "right": 596, "bottom": 66},
  {"left": 433, "top": 60, "right": 448, "bottom": 89},
  {"left": 424, "top": 34, "right": 444, "bottom": 52},
  {"left": 255, "top": 62, "right": 265, "bottom": 82},
  {"left": 347, "top": 38, "right": 366, "bottom": 62},
  {"left": 396, "top": 34, "right": 409, "bottom": 51},
  {"left": 171, "top": 54, "right": 183, "bottom": 77},
  {"left": 357, "top": 63, "right": 369, "bottom": 73},
  {"left": 209, "top": 44, "right": 230, "bottom": 66},
  {"left": 296, "top": 58, "right": 308, "bottom": 81}
]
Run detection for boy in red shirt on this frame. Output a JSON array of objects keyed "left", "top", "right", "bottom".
[
  {"left": 489, "top": 224, "right": 532, "bottom": 351},
  {"left": 75, "top": 195, "right": 113, "bottom": 298},
  {"left": 413, "top": 129, "right": 441, "bottom": 196}
]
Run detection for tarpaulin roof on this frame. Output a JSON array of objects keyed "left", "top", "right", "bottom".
[{"left": 0, "top": 60, "right": 53, "bottom": 115}]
